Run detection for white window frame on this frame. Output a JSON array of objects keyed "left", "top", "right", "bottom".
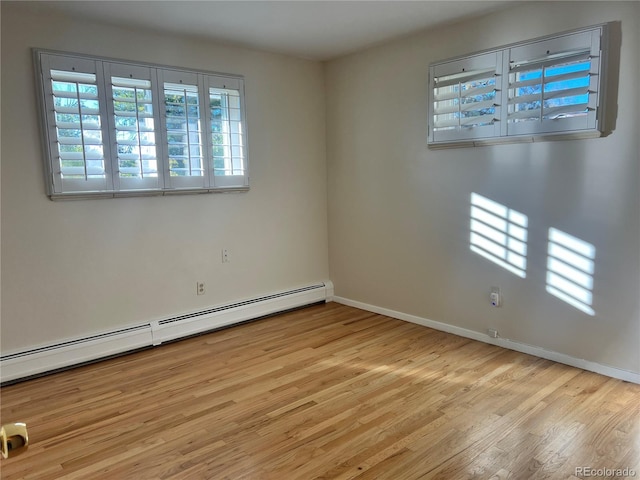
[
  {"left": 34, "top": 49, "right": 249, "bottom": 199},
  {"left": 428, "top": 24, "right": 609, "bottom": 148}
]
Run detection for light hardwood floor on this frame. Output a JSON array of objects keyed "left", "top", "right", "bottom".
[{"left": 1, "top": 302, "right": 639, "bottom": 479}]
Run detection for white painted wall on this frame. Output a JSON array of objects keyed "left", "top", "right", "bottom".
[
  {"left": 326, "top": 2, "right": 639, "bottom": 374},
  {"left": 0, "top": 3, "right": 329, "bottom": 352}
]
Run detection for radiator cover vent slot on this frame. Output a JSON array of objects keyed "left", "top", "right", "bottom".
[
  {"left": 0, "top": 325, "right": 150, "bottom": 361},
  {"left": 158, "top": 284, "right": 326, "bottom": 326}
]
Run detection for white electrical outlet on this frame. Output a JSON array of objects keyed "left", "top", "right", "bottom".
[
  {"left": 197, "top": 282, "right": 205, "bottom": 295},
  {"left": 490, "top": 287, "right": 501, "bottom": 307},
  {"left": 222, "top": 248, "right": 229, "bottom": 263}
]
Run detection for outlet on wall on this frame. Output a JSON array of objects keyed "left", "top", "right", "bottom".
[
  {"left": 197, "top": 282, "right": 205, "bottom": 295},
  {"left": 222, "top": 248, "right": 230, "bottom": 263},
  {"left": 490, "top": 286, "right": 501, "bottom": 307}
]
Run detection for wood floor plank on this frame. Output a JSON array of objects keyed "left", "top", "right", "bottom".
[{"left": 1, "top": 302, "right": 638, "bottom": 479}]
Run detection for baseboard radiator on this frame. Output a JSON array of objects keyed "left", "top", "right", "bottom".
[{"left": 0, "top": 282, "right": 333, "bottom": 384}]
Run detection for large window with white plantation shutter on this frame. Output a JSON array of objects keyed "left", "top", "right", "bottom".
[
  {"left": 428, "top": 24, "right": 610, "bottom": 148},
  {"left": 34, "top": 50, "right": 249, "bottom": 199}
]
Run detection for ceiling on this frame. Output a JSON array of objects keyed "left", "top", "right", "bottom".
[{"left": 26, "top": 1, "right": 518, "bottom": 61}]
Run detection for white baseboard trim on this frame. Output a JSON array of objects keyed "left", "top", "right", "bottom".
[
  {"left": 332, "top": 296, "right": 640, "bottom": 385},
  {"left": 1, "top": 281, "right": 333, "bottom": 384}
]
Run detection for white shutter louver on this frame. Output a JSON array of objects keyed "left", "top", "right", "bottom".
[
  {"left": 507, "top": 28, "right": 603, "bottom": 136},
  {"left": 508, "top": 51, "right": 591, "bottom": 121},
  {"left": 164, "top": 81, "right": 204, "bottom": 179},
  {"left": 104, "top": 62, "right": 163, "bottom": 192},
  {"left": 39, "top": 54, "right": 113, "bottom": 194},
  {"left": 112, "top": 77, "right": 158, "bottom": 179},
  {"left": 208, "top": 75, "right": 248, "bottom": 188},
  {"left": 51, "top": 69, "right": 105, "bottom": 180},
  {"left": 429, "top": 51, "right": 503, "bottom": 145},
  {"left": 433, "top": 67, "right": 498, "bottom": 129}
]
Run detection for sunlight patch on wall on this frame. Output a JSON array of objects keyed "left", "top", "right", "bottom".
[
  {"left": 546, "top": 228, "right": 595, "bottom": 315},
  {"left": 470, "top": 193, "right": 528, "bottom": 278}
]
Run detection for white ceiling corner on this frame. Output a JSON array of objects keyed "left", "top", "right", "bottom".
[{"left": 26, "top": 0, "right": 519, "bottom": 61}]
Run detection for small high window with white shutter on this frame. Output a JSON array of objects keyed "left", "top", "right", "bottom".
[
  {"left": 428, "top": 24, "right": 609, "bottom": 148},
  {"left": 34, "top": 50, "right": 249, "bottom": 199},
  {"left": 430, "top": 51, "right": 502, "bottom": 144},
  {"left": 506, "top": 28, "right": 603, "bottom": 137}
]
